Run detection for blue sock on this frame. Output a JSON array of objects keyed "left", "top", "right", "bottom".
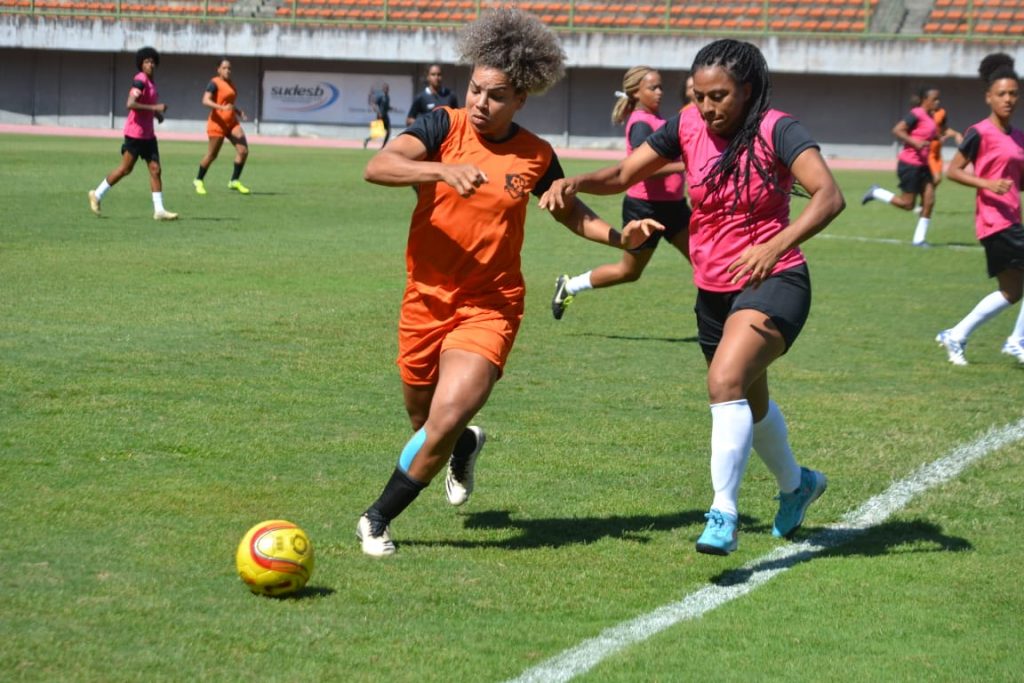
[{"left": 397, "top": 427, "right": 427, "bottom": 473}]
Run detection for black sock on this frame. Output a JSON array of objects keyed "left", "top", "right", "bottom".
[
  {"left": 232, "top": 162, "right": 244, "bottom": 181},
  {"left": 197, "top": 165, "right": 208, "bottom": 180},
  {"left": 368, "top": 467, "right": 426, "bottom": 522},
  {"left": 451, "top": 427, "right": 477, "bottom": 464}
]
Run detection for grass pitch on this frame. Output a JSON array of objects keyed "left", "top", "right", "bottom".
[{"left": 1, "top": 134, "right": 1022, "bottom": 682}]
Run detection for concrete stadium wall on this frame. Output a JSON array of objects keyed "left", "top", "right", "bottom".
[{"left": 2, "top": 15, "right": 1021, "bottom": 158}]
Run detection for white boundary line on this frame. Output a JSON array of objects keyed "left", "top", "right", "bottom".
[
  {"left": 506, "top": 419, "right": 1024, "bottom": 683},
  {"left": 818, "top": 233, "right": 981, "bottom": 251}
]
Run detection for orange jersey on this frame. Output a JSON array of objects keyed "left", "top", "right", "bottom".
[
  {"left": 405, "top": 107, "right": 557, "bottom": 309},
  {"left": 928, "top": 107, "right": 947, "bottom": 174},
  {"left": 206, "top": 76, "right": 238, "bottom": 135}
]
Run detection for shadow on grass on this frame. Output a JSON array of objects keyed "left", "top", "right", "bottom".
[
  {"left": 573, "top": 332, "right": 699, "bottom": 344},
  {"left": 707, "top": 518, "right": 971, "bottom": 587},
  {"left": 402, "top": 508, "right": 747, "bottom": 550}
]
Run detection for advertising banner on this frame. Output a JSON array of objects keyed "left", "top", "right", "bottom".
[{"left": 262, "top": 71, "right": 413, "bottom": 125}]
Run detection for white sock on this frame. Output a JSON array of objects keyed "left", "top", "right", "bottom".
[
  {"left": 1010, "top": 301, "right": 1024, "bottom": 340},
  {"left": 949, "top": 291, "right": 1011, "bottom": 342},
  {"left": 152, "top": 192, "right": 165, "bottom": 213},
  {"left": 709, "top": 399, "right": 753, "bottom": 517},
  {"left": 566, "top": 272, "right": 593, "bottom": 296},
  {"left": 872, "top": 187, "right": 895, "bottom": 203},
  {"left": 95, "top": 179, "right": 111, "bottom": 199},
  {"left": 752, "top": 400, "right": 802, "bottom": 493},
  {"left": 912, "top": 217, "right": 930, "bottom": 245}
]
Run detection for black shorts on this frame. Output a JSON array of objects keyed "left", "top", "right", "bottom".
[
  {"left": 121, "top": 136, "right": 160, "bottom": 163},
  {"left": 622, "top": 196, "right": 691, "bottom": 253},
  {"left": 981, "top": 223, "right": 1024, "bottom": 277},
  {"left": 694, "top": 263, "right": 811, "bottom": 360},
  {"left": 896, "top": 161, "right": 931, "bottom": 195}
]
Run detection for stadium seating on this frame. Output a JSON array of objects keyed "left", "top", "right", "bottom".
[
  {"left": 923, "top": 0, "right": 1024, "bottom": 35},
  {"left": 9, "top": 0, "right": 1024, "bottom": 37}
]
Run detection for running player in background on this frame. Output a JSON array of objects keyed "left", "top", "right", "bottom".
[
  {"left": 88, "top": 46, "right": 178, "bottom": 221},
  {"left": 354, "top": 8, "right": 662, "bottom": 557},
  {"left": 551, "top": 66, "right": 689, "bottom": 319},
  {"left": 541, "top": 39, "right": 845, "bottom": 556},
  {"left": 928, "top": 106, "right": 962, "bottom": 186},
  {"left": 861, "top": 87, "right": 942, "bottom": 246},
  {"left": 936, "top": 53, "right": 1024, "bottom": 366},
  {"left": 406, "top": 64, "right": 459, "bottom": 125},
  {"left": 194, "top": 58, "right": 251, "bottom": 195}
]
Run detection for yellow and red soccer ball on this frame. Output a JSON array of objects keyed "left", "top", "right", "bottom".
[{"left": 235, "top": 520, "right": 315, "bottom": 597}]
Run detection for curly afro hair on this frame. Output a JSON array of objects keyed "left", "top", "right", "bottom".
[
  {"left": 135, "top": 46, "right": 160, "bottom": 71},
  {"left": 979, "top": 52, "right": 1017, "bottom": 86},
  {"left": 456, "top": 8, "right": 566, "bottom": 94}
]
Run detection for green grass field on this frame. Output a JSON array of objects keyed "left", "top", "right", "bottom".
[{"left": 1, "top": 133, "right": 1022, "bottom": 682}]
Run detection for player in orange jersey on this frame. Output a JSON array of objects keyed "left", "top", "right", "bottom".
[
  {"left": 194, "top": 58, "right": 250, "bottom": 195},
  {"left": 354, "top": 8, "right": 662, "bottom": 557},
  {"left": 927, "top": 106, "right": 963, "bottom": 186}
]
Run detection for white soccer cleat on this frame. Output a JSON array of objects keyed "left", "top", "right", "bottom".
[
  {"left": 153, "top": 209, "right": 179, "bottom": 221},
  {"left": 1001, "top": 337, "right": 1024, "bottom": 363},
  {"left": 356, "top": 513, "right": 395, "bottom": 557},
  {"left": 88, "top": 190, "right": 101, "bottom": 216},
  {"left": 445, "top": 425, "right": 486, "bottom": 506},
  {"left": 936, "top": 329, "right": 968, "bottom": 366}
]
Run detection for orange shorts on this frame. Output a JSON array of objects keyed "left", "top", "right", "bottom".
[
  {"left": 397, "top": 285, "right": 524, "bottom": 386},
  {"left": 207, "top": 118, "right": 240, "bottom": 139}
]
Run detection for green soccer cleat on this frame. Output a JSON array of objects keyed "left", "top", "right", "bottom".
[
  {"left": 193, "top": 179, "right": 207, "bottom": 195},
  {"left": 228, "top": 180, "right": 250, "bottom": 195}
]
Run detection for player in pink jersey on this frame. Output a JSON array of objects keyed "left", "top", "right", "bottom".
[
  {"left": 551, "top": 66, "right": 689, "bottom": 319},
  {"left": 87, "top": 47, "right": 177, "bottom": 221},
  {"left": 861, "top": 87, "right": 942, "bottom": 246},
  {"left": 936, "top": 53, "right": 1024, "bottom": 365},
  {"left": 541, "top": 39, "right": 845, "bottom": 556}
]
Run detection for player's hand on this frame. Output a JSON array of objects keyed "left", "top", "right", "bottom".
[
  {"left": 727, "top": 242, "right": 784, "bottom": 288},
  {"left": 988, "top": 178, "right": 1013, "bottom": 195},
  {"left": 538, "top": 178, "right": 578, "bottom": 212},
  {"left": 155, "top": 103, "right": 168, "bottom": 114},
  {"left": 155, "top": 113, "right": 164, "bottom": 124},
  {"left": 620, "top": 218, "right": 664, "bottom": 250},
  {"left": 441, "top": 164, "right": 488, "bottom": 198}
]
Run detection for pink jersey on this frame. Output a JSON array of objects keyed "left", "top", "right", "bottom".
[
  {"left": 625, "top": 109, "right": 684, "bottom": 202},
  {"left": 896, "top": 106, "right": 938, "bottom": 167},
  {"left": 123, "top": 71, "right": 158, "bottom": 140},
  {"left": 677, "top": 105, "right": 806, "bottom": 292},
  {"left": 964, "top": 118, "right": 1024, "bottom": 240}
]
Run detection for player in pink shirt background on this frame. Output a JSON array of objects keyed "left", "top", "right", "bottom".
[
  {"left": 541, "top": 39, "right": 845, "bottom": 556},
  {"left": 861, "top": 87, "right": 942, "bottom": 246},
  {"left": 88, "top": 46, "right": 178, "bottom": 221},
  {"left": 551, "top": 65, "right": 689, "bottom": 319},
  {"left": 936, "top": 53, "right": 1024, "bottom": 366}
]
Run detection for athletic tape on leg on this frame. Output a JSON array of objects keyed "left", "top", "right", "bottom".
[{"left": 398, "top": 427, "right": 427, "bottom": 473}]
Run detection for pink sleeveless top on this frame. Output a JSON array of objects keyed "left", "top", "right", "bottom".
[
  {"left": 678, "top": 106, "right": 806, "bottom": 292},
  {"left": 966, "top": 118, "right": 1024, "bottom": 240},
  {"left": 897, "top": 106, "right": 937, "bottom": 167},
  {"left": 625, "top": 109, "right": 684, "bottom": 202}
]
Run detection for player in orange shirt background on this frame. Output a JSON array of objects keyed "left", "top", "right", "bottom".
[
  {"left": 928, "top": 106, "right": 963, "bottom": 186},
  {"left": 354, "top": 8, "right": 663, "bottom": 557},
  {"left": 194, "top": 58, "right": 251, "bottom": 195}
]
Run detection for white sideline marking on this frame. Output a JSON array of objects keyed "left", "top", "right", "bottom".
[
  {"left": 506, "top": 419, "right": 1024, "bottom": 683},
  {"left": 819, "top": 233, "right": 981, "bottom": 251}
]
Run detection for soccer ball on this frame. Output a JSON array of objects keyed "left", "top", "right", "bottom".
[{"left": 235, "top": 520, "right": 315, "bottom": 597}]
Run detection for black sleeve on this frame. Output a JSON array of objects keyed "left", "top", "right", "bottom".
[
  {"left": 205, "top": 80, "right": 217, "bottom": 95},
  {"left": 958, "top": 127, "right": 981, "bottom": 163},
  {"left": 131, "top": 78, "right": 147, "bottom": 92},
  {"left": 532, "top": 152, "right": 566, "bottom": 197},
  {"left": 772, "top": 116, "right": 820, "bottom": 167},
  {"left": 644, "top": 112, "right": 683, "bottom": 160},
  {"left": 902, "top": 112, "right": 919, "bottom": 129},
  {"left": 401, "top": 107, "right": 451, "bottom": 156},
  {"left": 406, "top": 94, "right": 422, "bottom": 120},
  {"left": 627, "top": 121, "right": 656, "bottom": 149}
]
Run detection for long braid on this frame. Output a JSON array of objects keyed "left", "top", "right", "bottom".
[{"left": 691, "top": 40, "right": 782, "bottom": 210}]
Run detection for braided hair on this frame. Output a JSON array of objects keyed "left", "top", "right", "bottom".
[
  {"left": 979, "top": 53, "right": 1018, "bottom": 87},
  {"left": 690, "top": 39, "right": 780, "bottom": 207}
]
